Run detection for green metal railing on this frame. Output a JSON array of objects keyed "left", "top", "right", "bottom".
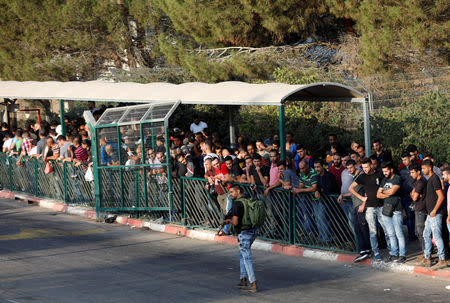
[
  {"left": 0, "top": 153, "right": 94, "bottom": 207},
  {"left": 179, "top": 177, "right": 357, "bottom": 253},
  {"left": 0, "top": 152, "right": 356, "bottom": 253}
]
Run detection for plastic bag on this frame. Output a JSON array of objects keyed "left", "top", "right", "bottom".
[
  {"left": 44, "top": 162, "right": 53, "bottom": 174},
  {"left": 84, "top": 167, "right": 94, "bottom": 182}
]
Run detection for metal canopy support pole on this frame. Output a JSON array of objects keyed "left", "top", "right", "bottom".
[
  {"left": 140, "top": 122, "right": 148, "bottom": 208},
  {"left": 164, "top": 119, "right": 174, "bottom": 221},
  {"left": 229, "top": 106, "right": 236, "bottom": 147},
  {"left": 90, "top": 124, "right": 101, "bottom": 221},
  {"left": 363, "top": 94, "right": 372, "bottom": 158},
  {"left": 279, "top": 105, "right": 286, "bottom": 161},
  {"left": 59, "top": 100, "right": 66, "bottom": 136}
]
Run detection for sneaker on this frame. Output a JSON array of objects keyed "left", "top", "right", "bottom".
[
  {"left": 417, "top": 257, "right": 432, "bottom": 267},
  {"left": 241, "top": 281, "right": 258, "bottom": 293},
  {"left": 395, "top": 256, "right": 407, "bottom": 264},
  {"left": 236, "top": 278, "right": 247, "bottom": 289},
  {"left": 433, "top": 260, "right": 448, "bottom": 270},
  {"left": 373, "top": 254, "right": 382, "bottom": 261},
  {"left": 385, "top": 255, "right": 398, "bottom": 263},
  {"left": 354, "top": 252, "right": 370, "bottom": 263}
]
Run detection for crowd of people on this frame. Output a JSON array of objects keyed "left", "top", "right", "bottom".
[{"left": 1, "top": 102, "right": 449, "bottom": 268}]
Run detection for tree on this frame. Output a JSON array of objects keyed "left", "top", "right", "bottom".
[{"left": 0, "top": 0, "right": 132, "bottom": 81}]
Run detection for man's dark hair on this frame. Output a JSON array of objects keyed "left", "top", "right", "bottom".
[
  {"left": 224, "top": 156, "right": 233, "bottom": 163},
  {"left": 1, "top": 122, "right": 9, "bottom": 129},
  {"left": 287, "top": 132, "right": 294, "bottom": 137},
  {"left": 269, "top": 149, "right": 278, "bottom": 155},
  {"left": 175, "top": 154, "right": 185, "bottom": 162},
  {"left": 229, "top": 184, "right": 242, "bottom": 192},
  {"left": 49, "top": 130, "right": 57, "bottom": 136},
  {"left": 423, "top": 152, "right": 433, "bottom": 159},
  {"left": 15, "top": 129, "right": 23, "bottom": 137},
  {"left": 56, "top": 135, "right": 65, "bottom": 142},
  {"left": 276, "top": 160, "right": 285, "bottom": 167},
  {"left": 346, "top": 159, "right": 356, "bottom": 166},
  {"left": 296, "top": 144, "right": 305, "bottom": 151},
  {"left": 401, "top": 151, "right": 410, "bottom": 158},
  {"left": 328, "top": 133, "right": 337, "bottom": 138},
  {"left": 369, "top": 154, "right": 378, "bottom": 161},
  {"left": 314, "top": 159, "right": 324, "bottom": 166},
  {"left": 252, "top": 153, "right": 262, "bottom": 160},
  {"left": 381, "top": 161, "right": 393, "bottom": 169},
  {"left": 409, "top": 162, "right": 421, "bottom": 172},
  {"left": 362, "top": 158, "right": 372, "bottom": 165},
  {"left": 272, "top": 140, "right": 280, "bottom": 147},
  {"left": 333, "top": 152, "right": 341, "bottom": 157},
  {"left": 407, "top": 144, "right": 418, "bottom": 153},
  {"left": 195, "top": 132, "right": 203, "bottom": 136},
  {"left": 5, "top": 131, "right": 13, "bottom": 138},
  {"left": 422, "top": 159, "right": 433, "bottom": 167},
  {"left": 373, "top": 138, "right": 382, "bottom": 144},
  {"left": 349, "top": 150, "right": 359, "bottom": 157},
  {"left": 442, "top": 167, "right": 450, "bottom": 175}
]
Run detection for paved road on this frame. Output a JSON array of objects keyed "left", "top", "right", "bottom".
[{"left": 0, "top": 198, "right": 449, "bottom": 303}]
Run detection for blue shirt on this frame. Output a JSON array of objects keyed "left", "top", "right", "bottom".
[{"left": 283, "top": 169, "right": 300, "bottom": 189}]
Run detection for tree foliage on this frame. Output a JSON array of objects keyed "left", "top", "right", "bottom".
[{"left": 0, "top": 0, "right": 129, "bottom": 81}]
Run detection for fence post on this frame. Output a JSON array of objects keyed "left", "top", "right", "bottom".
[
  {"left": 34, "top": 157, "right": 39, "bottom": 196},
  {"left": 63, "top": 162, "right": 68, "bottom": 203},
  {"left": 181, "top": 177, "right": 186, "bottom": 225},
  {"left": 289, "top": 191, "right": 295, "bottom": 245},
  {"left": 8, "top": 156, "right": 14, "bottom": 191}
]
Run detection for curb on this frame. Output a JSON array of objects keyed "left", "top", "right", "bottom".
[{"left": 1, "top": 190, "right": 449, "bottom": 280}]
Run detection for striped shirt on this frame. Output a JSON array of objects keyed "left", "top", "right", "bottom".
[
  {"left": 20, "top": 138, "right": 34, "bottom": 156},
  {"left": 74, "top": 146, "right": 89, "bottom": 162},
  {"left": 299, "top": 169, "right": 319, "bottom": 188}
]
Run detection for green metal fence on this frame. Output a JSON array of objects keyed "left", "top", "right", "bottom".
[
  {"left": 0, "top": 152, "right": 356, "bottom": 253},
  {"left": 0, "top": 152, "right": 95, "bottom": 207},
  {"left": 180, "top": 177, "right": 357, "bottom": 253}
]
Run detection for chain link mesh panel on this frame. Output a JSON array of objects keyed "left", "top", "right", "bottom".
[{"left": 293, "top": 193, "right": 356, "bottom": 252}]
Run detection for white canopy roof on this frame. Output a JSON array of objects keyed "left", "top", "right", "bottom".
[{"left": 0, "top": 80, "right": 366, "bottom": 105}]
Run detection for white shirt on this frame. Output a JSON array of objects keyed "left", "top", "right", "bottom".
[
  {"left": 190, "top": 121, "right": 208, "bottom": 134},
  {"left": 2, "top": 138, "right": 13, "bottom": 151}
]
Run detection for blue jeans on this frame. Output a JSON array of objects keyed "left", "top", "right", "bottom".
[
  {"left": 341, "top": 198, "right": 355, "bottom": 235},
  {"left": 238, "top": 231, "right": 257, "bottom": 283},
  {"left": 296, "top": 197, "right": 331, "bottom": 242},
  {"left": 383, "top": 211, "right": 406, "bottom": 257},
  {"left": 365, "top": 207, "right": 390, "bottom": 256},
  {"left": 423, "top": 214, "right": 445, "bottom": 260},
  {"left": 447, "top": 223, "right": 450, "bottom": 234},
  {"left": 223, "top": 194, "right": 233, "bottom": 234},
  {"left": 313, "top": 199, "right": 331, "bottom": 242}
]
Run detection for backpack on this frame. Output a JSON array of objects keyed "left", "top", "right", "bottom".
[{"left": 239, "top": 198, "right": 266, "bottom": 228}]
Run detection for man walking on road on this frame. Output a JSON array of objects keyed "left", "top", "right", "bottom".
[{"left": 224, "top": 185, "right": 258, "bottom": 293}]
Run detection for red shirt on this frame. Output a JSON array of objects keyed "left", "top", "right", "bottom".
[
  {"left": 328, "top": 165, "right": 345, "bottom": 189},
  {"left": 399, "top": 159, "right": 422, "bottom": 171}
]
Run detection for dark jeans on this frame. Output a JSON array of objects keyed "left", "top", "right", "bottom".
[
  {"left": 401, "top": 196, "right": 416, "bottom": 240},
  {"left": 415, "top": 210, "right": 427, "bottom": 251},
  {"left": 353, "top": 206, "right": 371, "bottom": 253}
]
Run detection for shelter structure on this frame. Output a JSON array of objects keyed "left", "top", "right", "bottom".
[{"left": 0, "top": 80, "right": 370, "bottom": 217}]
